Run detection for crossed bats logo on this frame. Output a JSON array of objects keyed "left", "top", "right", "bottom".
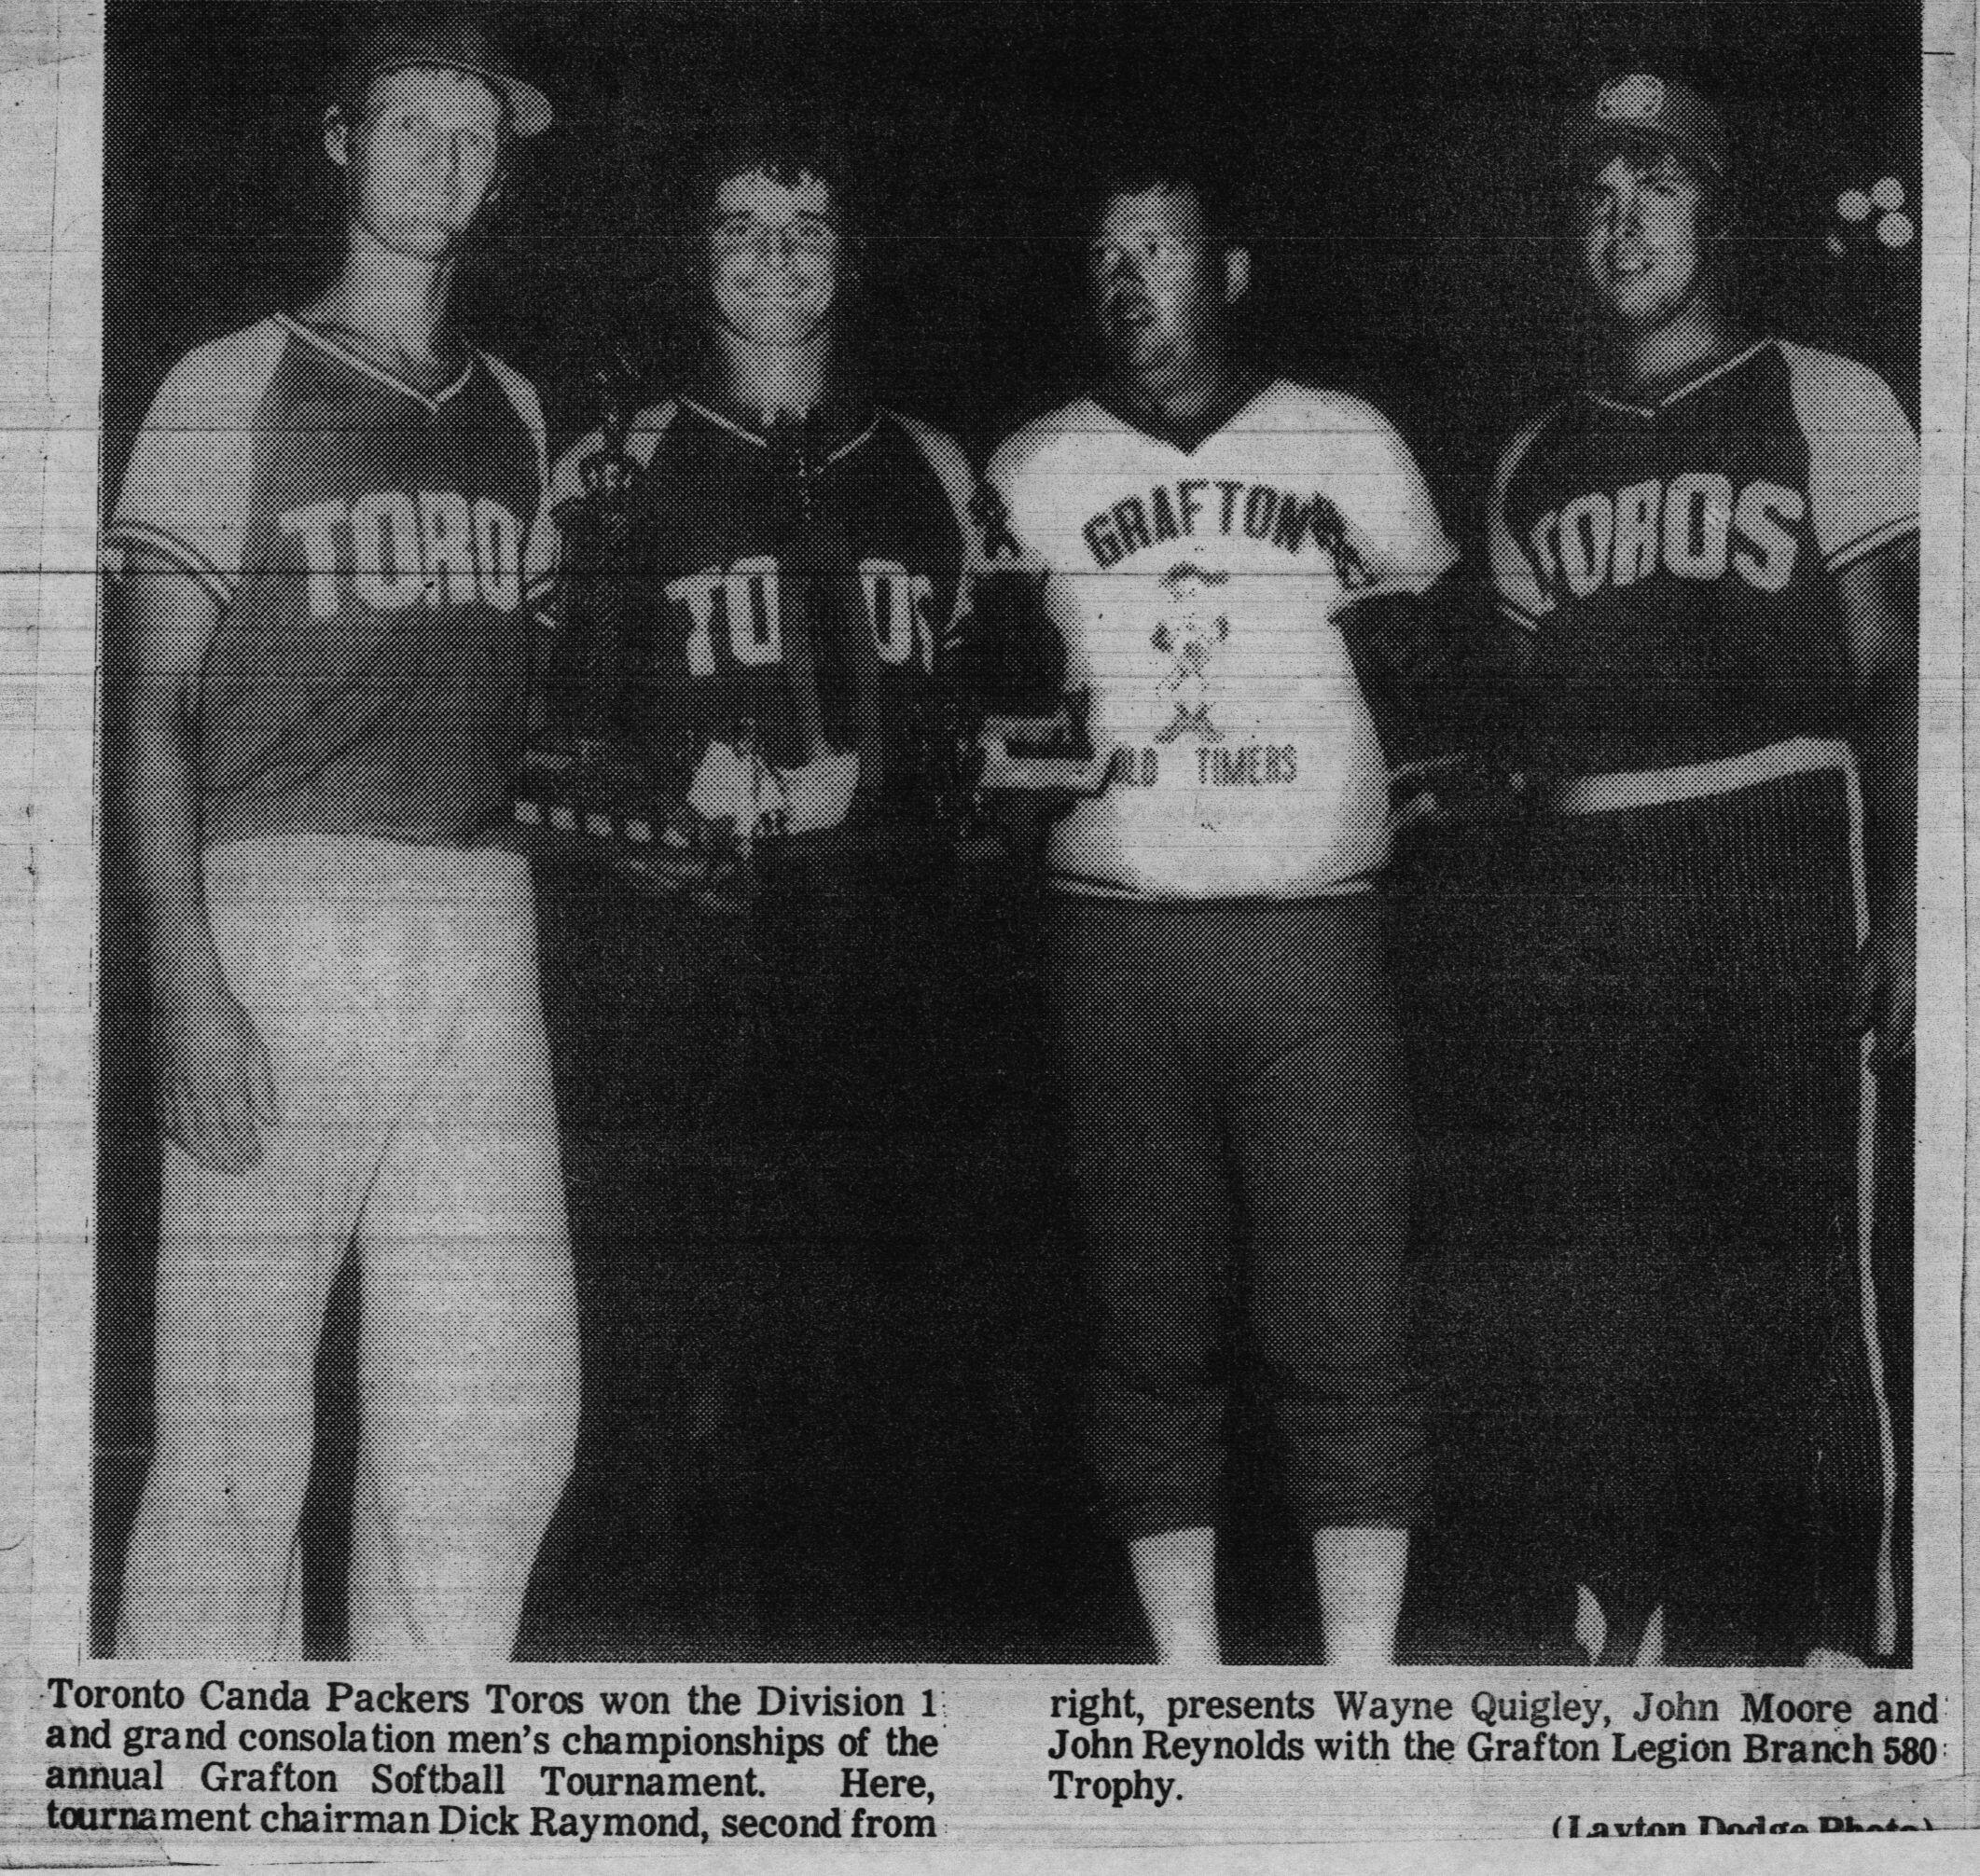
[{"left": 1150, "top": 563, "right": 1231, "bottom": 745}]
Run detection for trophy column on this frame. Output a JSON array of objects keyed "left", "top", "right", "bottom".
[{"left": 511, "top": 358, "right": 723, "bottom": 870}]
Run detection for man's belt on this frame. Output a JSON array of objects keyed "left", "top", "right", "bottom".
[{"left": 1549, "top": 736, "right": 1854, "bottom": 816}]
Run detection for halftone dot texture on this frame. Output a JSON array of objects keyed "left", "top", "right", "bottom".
[
  {"left": 1050, "top": 895, "right": 1426, "bottom": 1542},
  {"left": 106, "top": 316, "right": 555, "bottom": 849},
  {"left": 1488, "top": 338, "right": 1918, "bottom": 777},
  {"left": 1419, "top": 770, "right": 1890, "bottom": 1660},
  {"left": 334, "top": 11, "right": 555, "bottom": 142},
  {"left": 1476, "top": 329, "right": 1915, "bottom": 1657},
  {"left": 984, "top": 378, "right": 1451, "bottom": 1553},
  {"left": 534, "top": 393, "right": 982, "bottom": 847},
  {"left": 1828, "top": 177, "right": 1916, "bottom": 262},
  {"left": 983, "top": 379, "right": 1460, "bottom": 907},
  {"left": 118, "top": 839, "right": 578, "bottom": 1660},
  {"left": 108, "top": 313, "right": 574, "bottom": 1659}
]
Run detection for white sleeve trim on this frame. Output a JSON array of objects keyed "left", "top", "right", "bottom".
[
  {"left": 478, "top": 351, "right": 550, "bottom": 490},
  {"left": 1824, "top": 513, "right": 1919, "bottom": 574},
  {"left": 1488, "top": 404, "right": 1560, "bottom": 625},
  {"left": 887, "top": 409, "right": 976, "bottom": 526},
  {"left": 107, "top": 320, "right": 287, "bottom": 608},
  {"left": 101, "top": 521, "right": 234, "bottom": 605}
]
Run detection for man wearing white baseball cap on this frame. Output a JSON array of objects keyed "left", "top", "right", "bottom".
[
  {"left": 1567, "top": 70, "right": 1730, "bottom": 182},
  {"left": 1451, "top": 69, "right": 1918, "bottom": 1665}
]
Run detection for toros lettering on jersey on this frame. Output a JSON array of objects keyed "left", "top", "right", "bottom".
[
  {"left": 278, "top": 491, "right": 527, "bottom": 619},
  {"left": 1526, "top": 475, "right": 1807, "bottom": 604},
  {"left": 1082, "top": 480, "right": 1370, "bottom": 583},
  {"left": 664, "top": 559, "right": 939, "bottom": 677}
]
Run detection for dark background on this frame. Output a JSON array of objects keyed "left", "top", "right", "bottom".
[
  {"left": 98, "top": 0, "right": 1920, "bottom": 1661},
  {"left": 104, "top": 0, "right": 1921, "bottom": 505}
]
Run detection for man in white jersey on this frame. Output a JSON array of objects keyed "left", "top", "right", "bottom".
[
  {"left": 983, "top": 143, "right": 1455, "bottom": 1663},
  {"left": 106, "top": 14, "right": 575, "bottom": 1659}
]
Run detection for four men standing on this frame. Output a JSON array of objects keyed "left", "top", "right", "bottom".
[{"left": 107, "top": 13, "right": 1918, "bottom": 1669}]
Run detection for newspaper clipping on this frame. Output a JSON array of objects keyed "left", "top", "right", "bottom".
[{"left": 1, "top": 0, "right": 1972, "bottom": 1866}]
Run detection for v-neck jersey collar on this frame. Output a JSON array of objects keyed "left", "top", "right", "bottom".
[
  {"left": 676, "top": 390, "right": 882, "bottom": 466},
  {"left": 1585, "top": 338, "right": 1773, "bottom": 419},
  {"left": 275, "top": 312, "right": 477, "bottom": 412},
  {"left": 1089, "top": 368, "right": 1275, "bottom": 455}
]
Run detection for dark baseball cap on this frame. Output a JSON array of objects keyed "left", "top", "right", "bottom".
[
  {"left": 336, "top": 12, "right": 553, "bottom": 139},
  {"left": 1564, "top": 73, "right": 1729, "bottom": 182}
]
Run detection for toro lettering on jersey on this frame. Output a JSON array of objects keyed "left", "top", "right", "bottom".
[
  {"left": 1525, "top": 473, "right": 1806, "bottom": 604},
  {"left": 663, "top": 558, "right": 939, "bottom": 676},
  {"left": 279, "top": 490, "right": 527, "bottom": 618}
]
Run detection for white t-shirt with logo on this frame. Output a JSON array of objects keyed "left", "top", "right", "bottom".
[{"left": 984, "top": 377, "right": 1457, "bottom": 903}]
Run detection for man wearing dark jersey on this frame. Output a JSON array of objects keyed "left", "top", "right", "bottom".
[
  {"left": 107, "top": 16, "right": 575, "bottom": 1659},
  {"left": 1458, "top": 74, "right": 1916, "bottom": 1665},
  {"left": 531, "top": 121, "right": 1004, "bottom": 1640}
]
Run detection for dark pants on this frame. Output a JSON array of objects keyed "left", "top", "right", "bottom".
[
  {"left": 532, "top": 844, "right": 1087, "bottom": 1656},
  {"left": 1405, "top": 769, "right": 1891, "bottom": 1662},
  {"left": 1048, "top": 892, "right": 1425, "bottom": 1541}
]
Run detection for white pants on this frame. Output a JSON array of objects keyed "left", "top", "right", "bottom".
[{"left": 118, "top": 837, "right": 578, "bottom": 1661}]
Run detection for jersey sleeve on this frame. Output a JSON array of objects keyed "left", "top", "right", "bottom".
[
  {"left": 1780, "top": 342, "right": 1920, "bottom": 572},
  {"left": 889, "top": 410, "right": 982, "bottom": 656},
  {"left": 105, "top": 322, "right": 286, "bottom": 605},
  {"left": 479, "top": 352, "right": 557, "bottom": 631},
  {"left": 1488, "top": 407, "right": 1558, "bottom": 630},
  {"left": 533, "top": 426, "right": 602, "bottom": 634},
  {"left": 1320, "top": 398, "right": 1461, "bottom": 600},
  {"left": 981, "top": 428, "right": 1056, "bottom": 576}
]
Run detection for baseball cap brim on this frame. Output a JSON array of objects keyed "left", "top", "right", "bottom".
[
  {"left": 340, "top": 23, "right": 554, "bottom": 140},
  {"left": 1561, "top": 116, "right": 1724, "bottom": 181},
  {"left": 1561, "top": 76, "right": 1729, "bottom": 181},
  {"left": 371, "top": 53, "right": 552, "bottom": 138}
]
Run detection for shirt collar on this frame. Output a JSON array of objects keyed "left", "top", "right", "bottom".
[
  {"left": 1091, "top": 368, "right": 1275, "bottom": 455},
  {"left": 1586, "top": 338, "right": 1772, "bottom": 418},
  {"left": 677, "top": 372, "right": 880, "bottom": 463},
  {"left": 275, "top": 313, "right": 475, "bottom": 411}
]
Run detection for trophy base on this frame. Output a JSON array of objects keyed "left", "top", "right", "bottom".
[
  {"left": 975, "top": 712, "right": 1110, "bottom": 795},
  {"left": 507, "top": 736, "right": 736, "bottom": 869},
  {"left": 511, "top": 793, "right": 678, "bottom": 849},
  {"left": 506, "top": 732, "right": 1033, "bottom": 897}
]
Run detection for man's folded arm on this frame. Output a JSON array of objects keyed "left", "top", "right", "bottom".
[{"left": 1337, "top": 563, "right": 1538, "bottom": 783}]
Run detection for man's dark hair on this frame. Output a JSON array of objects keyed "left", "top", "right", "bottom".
[
  {"left": 1079, "top": 130, "right": 1247, "bottom": 249},
  {"left": 1561, "top": 137, "right": 1735, "bottom": 241},
  {"left": 1558, "top": 136, "right": 1746, "bottom": 334},
  {"left": 686, "top": 111, "right": 863, "bottom": 251}
]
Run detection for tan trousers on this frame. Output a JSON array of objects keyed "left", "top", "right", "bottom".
[{"left": 118, "top": 836, "right": 578, "bottom": 1661}]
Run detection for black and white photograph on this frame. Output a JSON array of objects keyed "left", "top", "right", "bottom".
[{"left": 84, "top": 0, "right": 1939, "bottom": 1701}]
